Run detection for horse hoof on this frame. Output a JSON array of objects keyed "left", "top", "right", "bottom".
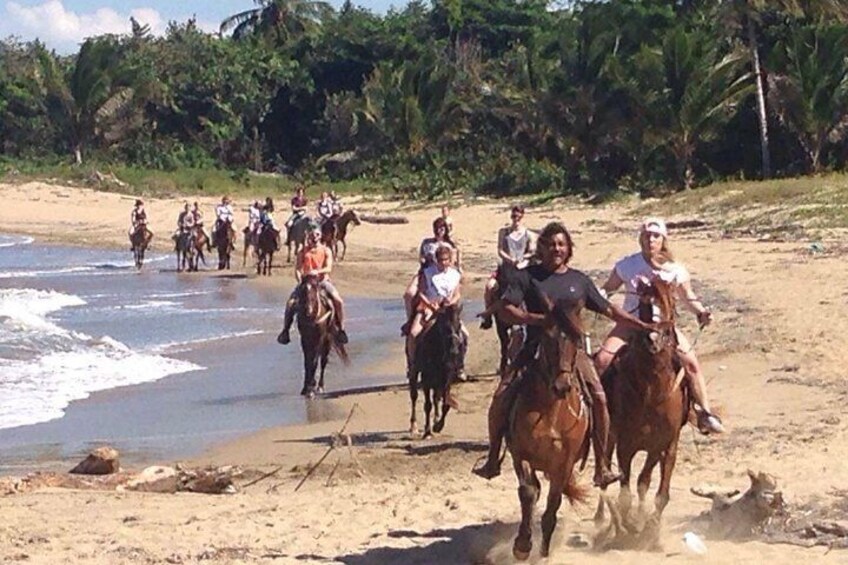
[
  {"left": 409, "top": 424, "right": 419, "bottom": 436},
  {"left": 512, "top": 546, "right": 530, "bottom": 561},
  {"left": 433, "top": 420, "right": 445, "bottom": 434},
  {"left": 316, "top": 386, "right": 324, "bottom": 394},
  {"left": 422, "top": 431, "right": 432, "bottom": 440}
]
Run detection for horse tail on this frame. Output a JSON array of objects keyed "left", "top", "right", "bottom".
[
  {"left": 563, "top": 475, "right": 590, "bottom": 505},
  {"left": 332, "top": 340, "right": 350, "bottom": 366}
]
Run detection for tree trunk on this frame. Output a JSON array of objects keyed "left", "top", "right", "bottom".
[
  {"left": 74, "top": 145, "right": 83, "bottom": 165},
  {"left": 748, "top": 18, "right": 771, "bottom": 179},
  {"left": 252, "top": 125, "right": 261, "bottom": 172}
]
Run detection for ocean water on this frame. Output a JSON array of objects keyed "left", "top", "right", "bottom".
[{"left": 0, "top": 234, "right": 403, "bottom": 472}]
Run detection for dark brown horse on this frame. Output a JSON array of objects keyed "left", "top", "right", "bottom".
[
  {"left": 407, "top": 304, "right": 464, "bottom": 438},
  {"left": 175, "top": 229, "right": 197, "bottom": 272},
  {"left": 130, "top": 226, "right": 153, "bottom": 270},
  {"left": 599, "top": 276, "right": 687, "bottom": 526},
  {"left": 507, "top": 299, "right": 591, "bottom": 560},
  {"left": 256, "top": 227, "right": 278, "bottom": 276},
  {"left": 323, "top": 210, "right": 361, "bottom": 261},
  {"left": 294, "top": 275, "right": 349, "bottom": 397},
  {"left": 213, "top": 220, "right": 235, "bottom": 270},
  {"left": 495, "top": 316, "right": 525, "bottom": 375},
  {"left": 242, "top": 227, "right": 258, "bottom": 267}
]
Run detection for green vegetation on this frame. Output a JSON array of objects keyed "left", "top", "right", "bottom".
[{"left": 2, "top": 0, "right": 848, "bottom": 203}]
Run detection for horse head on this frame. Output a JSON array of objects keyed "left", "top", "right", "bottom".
[
  {"left": 298, "top": 275, "right": 323, "bottom": 321},
  {"left": 635, "top": 276, "right": 678, "bottom": 354},
  {"left": 536, "top": 292, "right": 584, "bottom": 398},
  {"left": 427, "top": 303, "right": 464, "bottom": 379}
]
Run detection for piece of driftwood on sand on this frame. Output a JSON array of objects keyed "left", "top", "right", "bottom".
[{"left": 358, "top": 214, "right": 408, "bottom": 224}]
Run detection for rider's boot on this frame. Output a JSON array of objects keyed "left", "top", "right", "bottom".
[
  {"left": 277, "top": 301, "right": 296, "bottom": 345},
  {"left": 590, "top": 390, "right": 621, "bottom": 488},
  {"left": 696, "top": 409, "right": 725, "bottom": 434}
]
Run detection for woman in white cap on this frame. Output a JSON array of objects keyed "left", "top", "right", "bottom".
[{"left": 594, "top": 217, "right": 724, "bottom": 434}]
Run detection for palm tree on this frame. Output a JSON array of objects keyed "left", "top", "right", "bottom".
[
  {"left": 36, "top": 39, "right": 138, "bottom": 164},
  {"left": 220, "top": 0, "right": 332, "bottom": 42},
  {"left": 768, "top": 23, "right": 848, "bottom": 173},
  {"left": 718, "top": 0, "right": 848, "bottom": 179},
  {"left": 655, "top": 27, "right": 754, "bottom": 190}
]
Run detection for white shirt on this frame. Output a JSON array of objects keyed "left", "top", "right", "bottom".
[
  {"left": 248, "top": 205, "right": 261, "bottom": 226},
  {"left": 216, "top": 204, "right": 234, "bottom": 223},
  {"left": 421, "top": 265, "right": 461, "bottom": 302},
  {"left": 614, "top": 252, "right": 689, "bottom": 315}
]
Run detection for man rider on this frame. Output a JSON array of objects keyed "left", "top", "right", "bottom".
[
  {"left": 330, "top": 190, "right": 343, "bottom": 218},
  {"left": 277, "top": 223, "right": 349, "bottom": 346},
  {"left": 246, "top": 200, "right": 262, "bottom": 238},
  {"left": 129, "top": 199, "right": 149, "bottom": 250},
  {"left": 284, "top": 187, "right": 308, "bottom": 244},
  {"left": 213, "top": 195, "right": 235, "bottom": 250},
  {"left": 261, "top": 198, "right": 281, "bottom": 251},
  {"left": 173, "top": 202, "right": 195, "bottom": 241},
  {"left": 472, "top": 221, "right": 653, "bottom": 488}
]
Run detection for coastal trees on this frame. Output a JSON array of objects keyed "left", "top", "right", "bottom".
[{"left": 220, "top": 0, "right": 332, "bottom": 43}]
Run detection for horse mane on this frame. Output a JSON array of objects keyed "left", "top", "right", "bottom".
[{"left": 550, "top": 299, "right": 586, "bottom": 344}]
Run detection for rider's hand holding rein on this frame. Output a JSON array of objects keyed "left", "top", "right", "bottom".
[{"left": 677, "top": 277, "right": 712, "bottom": 328}]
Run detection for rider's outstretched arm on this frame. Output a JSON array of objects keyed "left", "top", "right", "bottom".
[
  {"left": 600, "top": 270, "right": 624, "bottom": 296},
  {"left": 604, "top": 303, "right": 652, "bottom": 331}
]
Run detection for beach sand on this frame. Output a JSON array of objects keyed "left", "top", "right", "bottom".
[{"left": 1, "top": 180, "right": 847, "bottom": 563}]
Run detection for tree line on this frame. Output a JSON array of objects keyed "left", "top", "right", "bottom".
[{"left": 1, "top": 0, "right": 848, "bottom": 197}]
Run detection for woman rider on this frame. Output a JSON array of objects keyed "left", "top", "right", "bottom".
[
  {"left": 472, "top": 221, "right": 653, "bottom": 487},
  {"left": 594, "top": 217, "right": 724, "bottom": 434},
  {"left": 401, "top": 217, "right": 461, "bottom": 335}
]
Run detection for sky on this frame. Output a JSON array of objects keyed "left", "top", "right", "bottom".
[{"left": 0, "top": 0, "right": 403, "bottom": 53}]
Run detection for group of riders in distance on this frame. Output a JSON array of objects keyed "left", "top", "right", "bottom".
[
  {"left": 127, "top": 185, "right": 727, "bottom": 559},
  {"left": 126, "top": 187, "right": 354, "bottom": 273}
]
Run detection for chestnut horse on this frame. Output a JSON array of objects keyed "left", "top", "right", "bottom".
[
  {"left": 294, "top": 275, "right": 349, "bottom": 397},
  {"left": 323, "top": 210, "right": 361, "bottom": 261},
  {"left": 130, "top": 227, "right": 153, "bottom": 270},
  {"left": 407, "top": 304, "right": 464, "bottom": 438},
  {"left": 507, "top": 298, "right": 591, "bottom": 560},
  {"left": 599, "top": 276, "right": 687, "bottom": 525}
]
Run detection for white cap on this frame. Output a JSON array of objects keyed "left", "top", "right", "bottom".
[{"left": 641, "top": 217, "right": 668, "bottom": 237}]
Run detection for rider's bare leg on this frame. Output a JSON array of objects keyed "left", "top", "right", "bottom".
[
  {"left": 325, "top": 286, "right": 348, "bottom": 344},
  {"left": 406, "top": 312, "right": 425, "bottom": 367},
  {"left": 401, "top": 275, "right": 419, "bottom": 335},
  {"left": 277, "top": 293, "right": 297, "bottom": 345},
  {"left": 677, "top": 330, "right": 724, "bottom": 433}
]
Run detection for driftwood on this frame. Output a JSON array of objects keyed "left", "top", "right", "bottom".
[
  {"left": 691, "top": 469, "right": 785, "bottom": 539},
  {"left": 666, "top": 219, "right": 708, "bottom": 230},
  {"left": 90, "top": 170, "right": 129, "bottom": 188},
  {"left": 358, "top": 214, "right": 408, "bottom": 225}
]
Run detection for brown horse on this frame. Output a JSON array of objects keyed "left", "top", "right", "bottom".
[
  {"left": 130, "top": 227, "right": 153, "bottom": 270},
  {"left": 407, "top": 304, "right": 464, "bottom": 438},
  {"left": 294, "top": 275, "right": 349, "bottom": 397},
  {"left": 256, "top": 227, "right": 278, "bottom": 276},
  {"left": 325, "top": 210, "right": 361, "bottom": 261},
  {"left": 599, "top": 276, "right": 687, "bottom": 527},
  {"left": 507, "top": 298, "right": 591, "bottom": 560},
  {"left": 242, "top": 227, "right": 258, "bottom": 267},
  {"left": 213, "top": 220, "right": 235, "bottom": 270}
]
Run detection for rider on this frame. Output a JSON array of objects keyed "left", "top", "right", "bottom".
[
  {"left": 128, "top": 199, "right": 149, "bottom": 250},
  {"left": 406, "top": 245, "right": 464, "bottom": 406},
  {"left": 317, "top": 191, "right": 334, "bottom": 225},
  {"left": 330, "top": 190, "right": 343, "bottom": 218},
  {"left": 246, "top": 200, "right": 262, "bottom": 238},
  {"left": 480, "top": 204, "right": 536, "bottom": 330},
  {"left": 401, "top": 217, "right": 460, "bottom": 336},
  {"left": 173, "top": 202, "right": 195, "bottom": 241},
  {"left": 440, "top": 205, "right": 454, "bottom": 237},
  {"left": 277, "top": 223, "right": 349, "bottom": 346},
  {"left": 261, "top": 198, "right": 281, "bottom": 251},
  {"left": 472, "top": 221, "right": 653, "bottom": 487},
  {"left": 284, "top": 186, "right": 308, "bottom": 243},
  {"left": 594, "top": 217, "right": 724, "bottom": 435},
  {"left": 213, "top": 195, "right": 235, "bottom": 250},
  {"left": 193, "top": 202, "right": 211, "bottom": 251}
]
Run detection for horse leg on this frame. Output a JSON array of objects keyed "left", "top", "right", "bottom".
[
  {"left": 637, "top": 451, "right": 661, "bottom": 521},
  {"left": 318, "top": 342, "right": 329, "bottom": 394},
  {"left": 594, "top": 426, "right": 619, "bottom": 526},
  {"left": 408, "top": 368, "right": 419, "bottom": 435},
  {"left": 541, "top": 471, "right": 566, "bottom": 558},
  {"left": 301, "top": 336, "right": 318, "bottom": 398},
  {"left": 423, "top": 386, "right": 433, "bottom": 439},
  {"left": 513, "top": 460, "right": 538, "bottom": 561},
  {"left": 655, "top": 439, "right": 679, "bottom": 521},
  {"left": 617, "top": 445, "right": 636, "bottom": 527},
  {"left": 340, "top": 240, "right": 346, "bottom": 261},
  {"left": 433, "top": 386, "right": 449, "bottom": 434}
]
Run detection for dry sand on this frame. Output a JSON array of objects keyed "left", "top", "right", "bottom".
[{"left": 1, "top": 180, "right": 847, "bottom": 564}]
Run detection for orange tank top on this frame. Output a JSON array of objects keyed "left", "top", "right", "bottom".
[{"left": 301, "top": 245, "right": 328, "bottom": 279}]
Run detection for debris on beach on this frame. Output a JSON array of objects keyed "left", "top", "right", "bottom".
[
  {"left": 358, "top": 214, "right": 409, "bottom": 224},
  {"left": 69, "top": 446, "right": 121, "bottom": 475}
]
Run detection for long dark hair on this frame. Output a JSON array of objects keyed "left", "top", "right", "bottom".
[
  {"left": 537, "top": 222, "right": 574, "bottom": 264},
  {"left": 433, "top": 217, "right": 457, "bottom": 248}
]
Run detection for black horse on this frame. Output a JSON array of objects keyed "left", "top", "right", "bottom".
[
  {"left": 290, "top": 275, "right": 349, "bottom": 397},
  {"left": 130, "top": 227, "right": 153, "bottom": 270},
  {"left": 256, "top": 226, "right": 278, "bottom": 276},
  {"left": 213, "top": 220, "right": 235, "bottom": 270},
  {"left": 408, "top": 304, "right": 465, "bottom": 438}
]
